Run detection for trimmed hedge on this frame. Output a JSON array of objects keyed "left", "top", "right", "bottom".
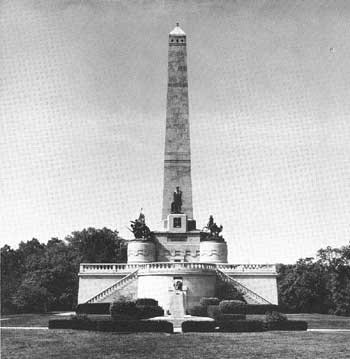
[
  {"left": 136, "top": 305, "right": 164, "bottom": 319},
  {"left": 110, "top": 300, "right": 137, "bottom": 319},
  {"left": 199, "top": 297, "right": 220, "bottom": 307},
  {"left": 182, "top": 321, "right": 216, "bottom": 332},
  {"left": 189, "top": 305, "right": 208, "bottom": 317},
  {"left": 49, "top": 319, "right": 173, "bottom": 333},
  {"left": 76, "top": 303, "right": 110, "bottom": 314},
  {"left": 265, "top": 311, "right": 287, "bottom": 323},
  {"left": 97, "top": 320, "right": 173, "bottom": 333},
  {"left": 266, "top": 321, "right": 307, "bottom": 331},
  {"left": 245, "top": 304, "right": 279, "bottom": 314},
  {"left": 219, "top": 300, "right": 246, "bottom": 314},
  {"left": 215, "top": 314, "right": 246, "bottom": 322},
  {"left": 49, "top": 319, "right": 97, "bottom": 330},
  {"left": 207, "top": 305, "right": 221, "bottom": 318},
  {"left": 110, "top": 299, "right": 164, "bottom": 320},
  {"left": 136, "top": 298, "right": 158, "bottom": 307},
  {"left": 218, "top": 320, "right": 265, "bottom": 332}
]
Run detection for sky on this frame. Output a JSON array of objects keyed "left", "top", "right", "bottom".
[{"left": 1, "top": 0, "right": 350, "bottom": 264}]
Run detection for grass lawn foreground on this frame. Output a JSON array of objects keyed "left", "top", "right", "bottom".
[{"left": 1, "top": 313, "right": 350, "bottom": 359}]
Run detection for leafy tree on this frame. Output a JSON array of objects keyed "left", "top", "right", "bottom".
[
  {"left": 1, "top": 245, "right": 23, "bottom": 314},
  {"left": 1, "top": 227, "right": 127, "bottom": 314},
  {"left": 65, "top": 227, "right": 127, "bottom": 263},
  {"left": 277, "top": 258, "right": 330, "bottom": 313},
  {"left": 317, "top": 244, "right": 350, "bottom": 315}
]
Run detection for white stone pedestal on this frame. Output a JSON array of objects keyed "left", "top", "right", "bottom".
[{"left": 169, "top": 290, "right": 186, "bottom": 318}]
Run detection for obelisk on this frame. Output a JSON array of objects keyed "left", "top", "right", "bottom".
[{"left": 162, "top": 23, "right": 194, "bottom": 224}]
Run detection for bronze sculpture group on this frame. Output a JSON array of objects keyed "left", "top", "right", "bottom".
[
  {"left": 202, "top": 215, "right": 224, "bottom": 242},
  {"left": 129, "top": 211, "right": 153, "bottom": 241}
]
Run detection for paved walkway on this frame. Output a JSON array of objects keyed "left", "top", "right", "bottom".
[
  {"left": 1, "top": 327, "right": 48, "bottom": 330},
  {"left": 307, "top": 328, "right": 350, "bottom": 332}
]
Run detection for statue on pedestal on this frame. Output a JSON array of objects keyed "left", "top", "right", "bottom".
[
  {"left": 171, "top": 186, "right": 182, "bottom": 213},
  {"left": 129, "top": 211, "right": 153, "bottom": 240},
  {"left": 202, "top": 215, "right": 224, "bottom": 242}
]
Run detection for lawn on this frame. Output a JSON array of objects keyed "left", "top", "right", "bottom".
[
  {"left": 2, "top": 313, "right": 350, "bottom": 359},
  {"left": 2, "top": 330, "right": 350, "bottom": 359}
]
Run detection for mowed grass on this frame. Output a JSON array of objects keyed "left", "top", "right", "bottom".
[
  {"left": 2, "top": 312, "right": 350, "bottom": 329},
  {"left": 2, "top": 329, "right": 350, "bottom": 359}
]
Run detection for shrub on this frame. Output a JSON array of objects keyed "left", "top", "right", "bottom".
[
  {"left": 110, "top": 300, "right": 137, "bottom": 320},
  {"left": 136, "top": 305, "right": 164, "bottom": 319},
  {"left": 219, "top": 300, "right": 246, "bottom": 314},
  {"left": 215, "top": 314, "right": 246, "bottom": 322},
  {"left": 76, "top": 303, "right": 110, "bottom": 314},
  {"left": 182, "top": 320, "right": 216, "bottom": 332},
  {"left": 265, "top": 311, "right": 287, "bottom": 323},
  {"left": 216, "top": 282, "right": 246, "bottom": 301},
  {"left": 97, "top": 320, "right": 173, "bottom": 333},
  {"left": 266, "top": 320, "right": 307, "bottom": 331},
  {"left": 49, "top": 318, "right": 97, "bottom": 330},
  {"left": 136, "top": 298, "right": 158, "bottom": 307},
  {"left": 199, "top": 297, "right": 220, "bottom": 307},
  {"left": 189, "top": 305, "right": 208, "bottom": 317},
  {"left": 49, "top": 319, "right": 173, "bottom": 333},
  {"left": 207, "top": 305, "right": 221, "bottom": 318},
  {"left": 218, "top": 320, "right": 265, "bottom": 332},
  {"left": 245, "top": 304, "right": 279, "bottom": 314}
]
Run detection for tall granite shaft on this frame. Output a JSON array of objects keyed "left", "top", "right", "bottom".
[{"left": 162, "top": 25, "right": 193, "bottom": 221}]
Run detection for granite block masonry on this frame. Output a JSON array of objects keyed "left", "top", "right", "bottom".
[{"left": 162, "top": 24, "right": 193, "bottom": 222}]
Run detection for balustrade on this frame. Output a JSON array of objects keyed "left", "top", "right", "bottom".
[{"left": 80, "top": 262, "right": 276, "bottom": 274}]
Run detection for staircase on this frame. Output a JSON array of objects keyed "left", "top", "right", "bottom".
[
  {"left": 216, "top": 269, "right": 272, "bottom": 304},
  {"left": 86, "top": 270, "right": 139, "bottom": 304}
]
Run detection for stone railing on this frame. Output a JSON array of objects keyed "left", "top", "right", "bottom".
[
  {"left": 79, "top": 263, "right": 140, "bottom": 274},
  {"left": 136, "top": 262, "right": 217, "bottom": 273},
  {"left": 217, "top": 264, "right": 276, "bottom": 273},
  {"left": 79, "top": 262, "right": 276, "bottom": 275},
  {"left": 86, "top": 269, "right": 139, "bottom": 304},
  {"left": 216, "top": 269, "right": 272, "bottom": 305}
]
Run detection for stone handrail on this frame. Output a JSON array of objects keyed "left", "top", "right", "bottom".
[
  {"left": 86, "top": 269, "right": 139, "bottom": 304},
  {"left": 137, "top": 262, "right": 217, "bottom": 273},
  {"left": 79, "top": 263, "right": 140, "bottom": 273},
  {"left": 216, "top": 268, "right": 271, "bottom": 305},
  {"left": 217, "top": 263, "right": 276, "bottom": 273},
  {"left": 79, "top": 262, "right": 276, "bottom": 274}
]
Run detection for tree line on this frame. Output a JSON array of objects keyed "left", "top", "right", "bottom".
[
  {"left": 1, "top": 228, "right": 127, "bottom": 314},
  {"left": 1, "top": 228, "right": 349, "bottom": 316},
  {"left": 277, "top": 244, "right": 350, "bottom": 316}
]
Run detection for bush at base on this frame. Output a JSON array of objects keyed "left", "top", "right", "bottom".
[
  {"left": 215, "top": 314, "right": 246, "bottom": 322},
  {"left": 182, "top": 321, "right": 216, "bottom": 332},
  {"left": 199, "top": 297, "right": 220, "bottom": 307},
  {"left": 245, "top": 304, "right": 279, "bottom": 314},
  {"left": 218, "top": 320, "right": 265, "bottom": 332},
  {"left": 97, "top": 320, "right": 173, "bottom": 333},
  {"left": 189, "top": 305, "right": 208, "bottom": 317},
  {"left": 136, "top": 305, "right": 164, "bottom": 319},
  {"left": 49, "top": 318, "right": 97, "bottom": 330},
  {"left": 76, "top": 303, "right": 110, "bottom": 314},
  {"left": 110, "top": 299, "right": 165, "bottom": 320},
  {"left": 219, "top": 300, "right": 246, "bottom": 314},
  {"left": 110, "top": 300, "right": 137, "bottom": 320},
  {"left": 49, "top": 319, "right": 173, "bottom": 333},
  {"left": 266, "top": 321, "right": 308, "bottom": 331},
  {"left": 207, "top": 305, "right": 220, "bottom": 318},
  {"left": 135, "top": 298, "right": 158, "bottom": 307},
  {"left": 265, "top": 311, "right": 287, "bottom": 323}
]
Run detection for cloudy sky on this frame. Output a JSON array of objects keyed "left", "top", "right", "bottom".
[{"left": 1, "top": 0, "right": 350, "bottom": 263}]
